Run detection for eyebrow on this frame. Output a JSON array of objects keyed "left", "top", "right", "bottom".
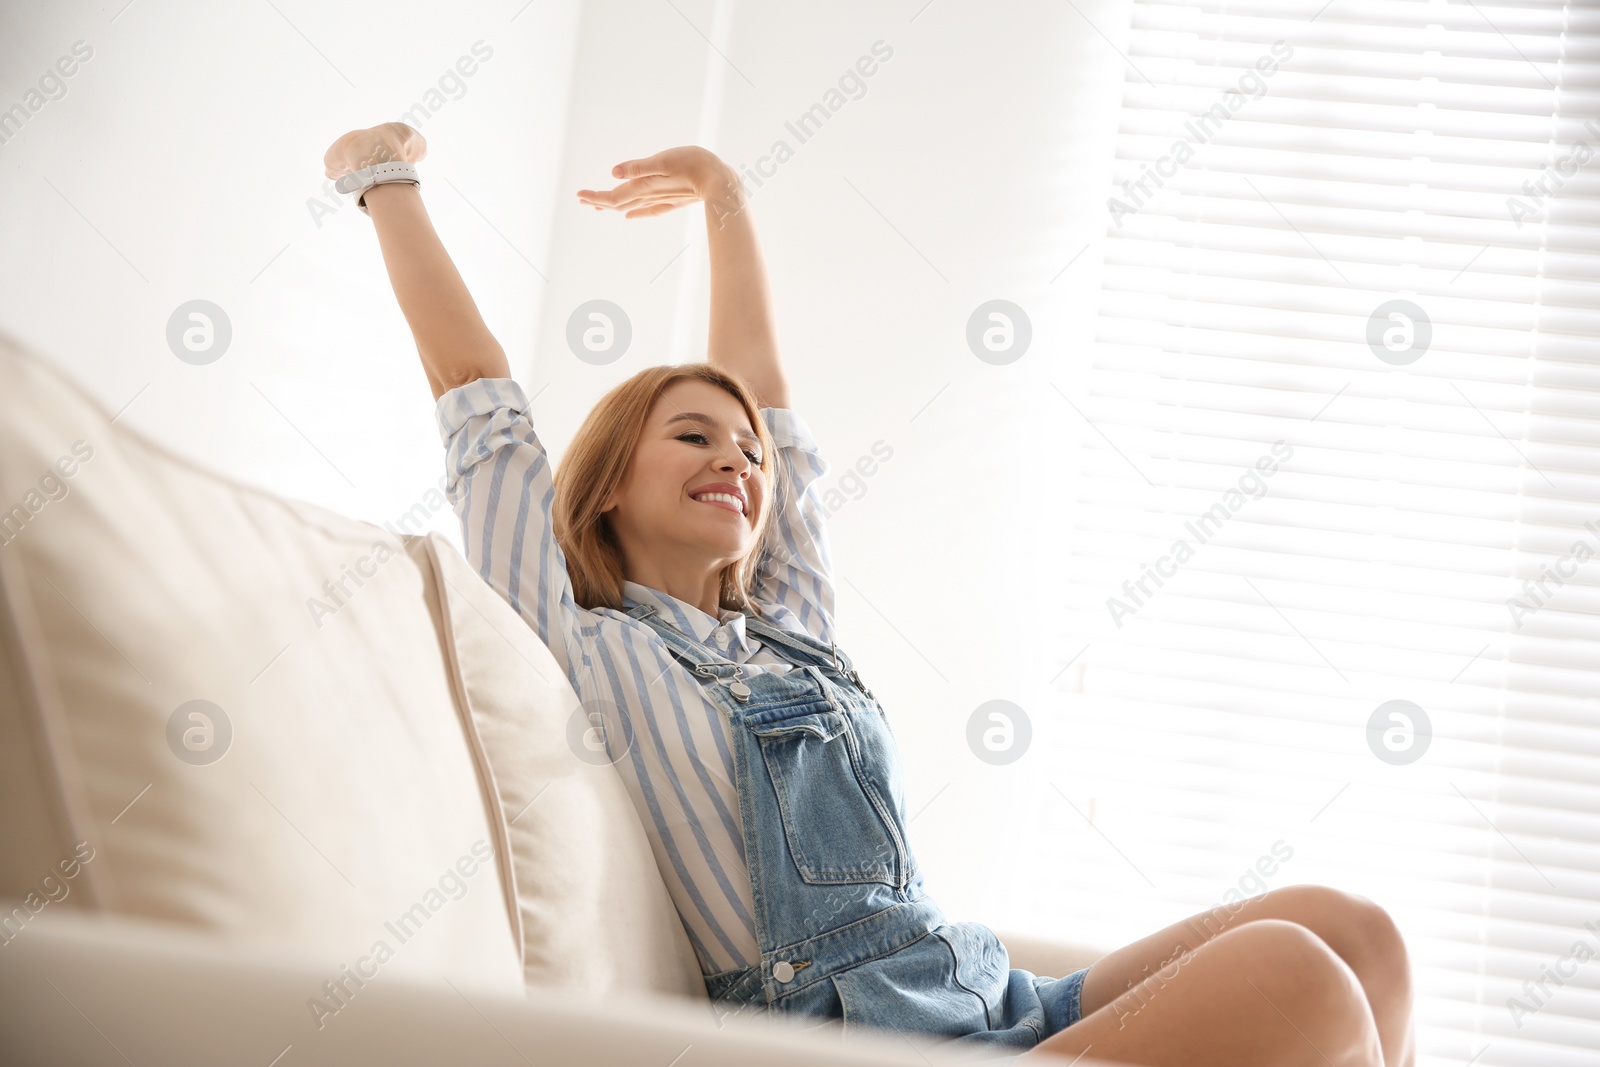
[{"left": 664, "top": 411, "right": 761, "bottom": 446}]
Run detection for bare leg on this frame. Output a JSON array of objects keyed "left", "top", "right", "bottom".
[
  {"left": 1023, "top": 919, "right": 1383, "bottom": 1066},
  {"left": 1069, "top": 885, "right": 1415, "bottom": 1067}
]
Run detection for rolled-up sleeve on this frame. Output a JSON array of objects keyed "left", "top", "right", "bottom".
[
  {"left": 436, "top": 377, "right": 586, "bottom": 678},
  {"left": 754, "top": 407, "right": 836, "bottom": 645}
]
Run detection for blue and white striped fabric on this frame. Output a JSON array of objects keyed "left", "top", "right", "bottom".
[{"left": 435, "top": 376, "right": 836, "bottom": 975}]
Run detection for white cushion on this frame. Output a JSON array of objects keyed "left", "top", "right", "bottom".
[
  {"left": 0, "top": 331, "right": 522, "bottom": 994},
  {"left": 418, "top": 531, "right": 707, "bottom": 1002}
]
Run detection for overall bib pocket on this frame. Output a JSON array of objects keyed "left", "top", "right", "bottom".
[{"left": 749, "top": 706, "right": 905, "bottom": 885}]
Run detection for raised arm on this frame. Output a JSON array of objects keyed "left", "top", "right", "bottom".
[
  {"left": 579, "top": 151, "right": 835, "bottom": 637},
  {"left": 700, "top": 159, "right": 790, "bottom": 410},
  {"left": 577, "top": 146, "right": 791, "bottom": 409},
  {"left": 324, "top": 123, "right": 596, "bottom": 688},
  {"left": 324, "top": 123, "right": 511, "bottom": 400}
]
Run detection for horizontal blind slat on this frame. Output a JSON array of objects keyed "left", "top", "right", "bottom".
[{"left": 1071, "top": 3, "right": 1600, "bottom": 1062}]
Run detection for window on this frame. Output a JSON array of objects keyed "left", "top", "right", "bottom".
[{"left": 1058, "top": 2, "right": 1600, "bottom": 1063}]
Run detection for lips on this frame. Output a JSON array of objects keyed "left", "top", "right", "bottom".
[{"left": 689, "top": 481, "right": 747, "bottom": 516}]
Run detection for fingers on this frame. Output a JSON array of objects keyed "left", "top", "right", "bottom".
[
  {"left": 576, "top": 174, "right": 665, "bottom": 206},
  {"left": 575, "top": 150, "right": 707, "bottom": 215},
  {"left": 610, "top": 152, "right": 669, "bottom": 180},
  {"left": 573, "top": 186, "right": 698, "bottom": 216},
  {"left": 322, "top": 130, "right": 359, "bottom": 177},
  {"left": 581, "top": 191, "right": 656, "bottom": 212},
  {"left": 585, "top": 193, "right": 698, "bottom": 215},
  {"left": 625, "top": 201, "right": 683, "bottom": 219},
  {"left": 381, "top": 121, "right": 428, "bottom": 162},
  {"left": 322, "top": 123, "right": 427, "bottom": 179},
  {"left": 594, "top": 196, "right": 698, "bottom": 218},
  {"left": 577, "top": 173, "right": 703, "bottom": 213}
]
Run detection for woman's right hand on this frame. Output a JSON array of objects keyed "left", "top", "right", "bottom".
[{"left": 323, "top": 121, "right": 427, "bottom": 180}]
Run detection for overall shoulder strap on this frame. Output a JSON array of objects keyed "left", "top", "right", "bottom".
[
  {"left": 630, "top": 599, "right": 838, "bottom": 674},
  {"left": 741, "top": 610, "right": 834, "bottom": 669},
  {"left": 625, "top": 602, "right": 719, "bottom": 667}
]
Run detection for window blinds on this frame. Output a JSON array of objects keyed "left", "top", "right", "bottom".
[{"left": 1058, "top": 2, "right": 1599, "bottom": 1064}]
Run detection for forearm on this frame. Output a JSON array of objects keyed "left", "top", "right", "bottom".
[
  {"left": 363, "top": 182, "right": 511, "bottom": 400},
  {"left": 702, "top": 165, "right": 790, "bottom": 410}
]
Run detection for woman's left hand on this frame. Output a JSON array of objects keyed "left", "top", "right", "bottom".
[{"left": 576, "top": 146, "right": 737, "bottom": 218}]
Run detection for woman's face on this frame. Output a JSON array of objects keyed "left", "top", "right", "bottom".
[{"left": 602, "top": 379, "right": 767, "bottom": 572}]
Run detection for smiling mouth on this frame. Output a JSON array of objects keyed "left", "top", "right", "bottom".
[{"left": 691, "top": 492, "right": 746, "bottom": 516}]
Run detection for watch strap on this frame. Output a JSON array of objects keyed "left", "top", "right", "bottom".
[{"left": 334, "top": 161, "right": 420, "bottom": 216}]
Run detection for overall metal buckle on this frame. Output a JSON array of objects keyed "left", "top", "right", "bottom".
[
  {"left": 830, "top": 640, "right": 873, "bottom": 700},
  {"left": 696, "top": 663, "right": 751, "bottom": 701}
]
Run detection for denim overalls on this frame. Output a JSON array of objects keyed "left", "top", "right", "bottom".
[{"left": 624, "top": 601, "right": 1090, "bottom": 1057}]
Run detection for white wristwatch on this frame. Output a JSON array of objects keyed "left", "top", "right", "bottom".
[{"left": 334, "top": 161, "right": 420, "bottom": 215}]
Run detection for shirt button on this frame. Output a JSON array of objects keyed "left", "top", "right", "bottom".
[{"left": 772, "top": 961, "right": 795, "bottom": 983}]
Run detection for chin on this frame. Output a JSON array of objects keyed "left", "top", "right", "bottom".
[{"left": 714, "top": 538, "right": 756, "bottom": 563}]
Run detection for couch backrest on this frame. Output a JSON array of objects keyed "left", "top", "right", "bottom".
[{"left": 0, "top": 332, "right": 704, "bottom": 1004}]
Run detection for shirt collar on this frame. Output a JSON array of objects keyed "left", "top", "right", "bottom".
[{"left": 621, "top": 580, "right": 753, "bottom": 657}]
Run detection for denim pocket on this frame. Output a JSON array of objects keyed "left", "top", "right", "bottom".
[
  {"left": 934, "top": 922, "right": 1010, "bottom": 1030},
  {"left": 750, "top": 707, "right": 904, "bottom": 885},
  {"left": 831, "top": 934, "right": 990, "bottom": 1040}
]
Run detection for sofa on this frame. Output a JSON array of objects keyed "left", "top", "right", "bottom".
[{"left": 0, "top": 331, "right": 1109, "bottom": 1066}]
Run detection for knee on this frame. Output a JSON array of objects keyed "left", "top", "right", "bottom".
[
  {"left": 1236, "top": 919, "right": 1366, "bottom": 1005},
  {"left": 1229, "top": 919, "right": 1384, "bottom": 1062},
  {"left": 1282, "top": 885, "right": 1412, "bottom": 991},
  {"left": 1346, "top": 891, "right": 1412, "bottom": 1005}
]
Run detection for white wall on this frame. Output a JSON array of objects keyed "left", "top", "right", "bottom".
[
  {"left": 539, "top": 0, "right": 1129, "bottom": 938},
  {"left": 0, "top": 0, "right": 584, "bottom": 534},
  {"left": 1, "top": 0, "right": 1130, "bottom": 943}
]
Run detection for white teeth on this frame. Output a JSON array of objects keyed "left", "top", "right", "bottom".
[{"left": 693, "top": 492, "right": 744, "bottom": 514}]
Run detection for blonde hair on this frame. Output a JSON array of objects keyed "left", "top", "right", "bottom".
[{"left": 552, "top": 363, "right": 780, "bottom": 614}]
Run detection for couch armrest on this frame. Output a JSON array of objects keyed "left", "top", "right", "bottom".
[
  {"left": 990, "top": 927, "right": 1109, "bottom": 979},
  {"left": 0, "top": 910, "right": 1123, "bottom": 1066}
]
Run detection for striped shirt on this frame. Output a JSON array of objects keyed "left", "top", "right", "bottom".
[{"left": 436, "top": 376, "right": 837, "bottom": 975}]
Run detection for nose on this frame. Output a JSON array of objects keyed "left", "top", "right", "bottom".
[{"left": 715, "top": 450, "right": 753, "bottom": 477}]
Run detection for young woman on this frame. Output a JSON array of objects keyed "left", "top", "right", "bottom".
[{"left": 324, "top": 121, "right": 1417, "bottom": 1066}]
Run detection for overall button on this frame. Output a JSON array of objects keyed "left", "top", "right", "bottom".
[{"left": 772, "top": 961, "right": 795, "bottom": 983}]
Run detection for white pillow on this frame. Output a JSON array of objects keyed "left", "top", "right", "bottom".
[{"left": 417, "top": 531, "right": 708, "bottom": 1004}]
